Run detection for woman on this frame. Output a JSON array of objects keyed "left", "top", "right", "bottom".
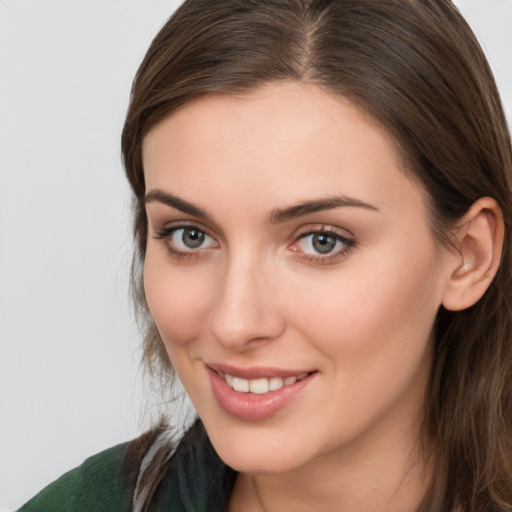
[{"left": 20, "top": 0, "right": 512, "bottom": 511}]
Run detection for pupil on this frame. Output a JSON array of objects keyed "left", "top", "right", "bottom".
[
  {"left": 313, "top": 233, "right": 336, "bottom": 254},
  {"left": 183, "top": 229, "right": 204, "bottom": 248}
]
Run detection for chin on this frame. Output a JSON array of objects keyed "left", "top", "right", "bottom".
[
  {"left": 218, "top": 445, "right": 308, "bottom": 475},
  {"left": 203, "top": 418, "right": 313, "bottom": 474}
]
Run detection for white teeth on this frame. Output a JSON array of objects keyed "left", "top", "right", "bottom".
[
  {"left": 268, "top": 377, "right": 284, "bottom": 391},
  {"left": 221, "top": 372, "right": 309, "bottom": 394},
  {"left": 232, "top": 377, "right": 250, "bottom": 393},
  {"left": 249, "top": 378, "right": 269, "bottom": 394}
]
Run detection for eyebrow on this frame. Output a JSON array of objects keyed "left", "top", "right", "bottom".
[
  {"left": 145, "top": 189, "right": 379, "bottom": 223},
  {"left": 145, "top": 189, "right": 210, "bottom": 220},
  {"left": 268, "top": 196, "right": 379, "bottom": 224}
]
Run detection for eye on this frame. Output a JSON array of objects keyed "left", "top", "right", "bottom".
[
  {"left": 291, "top": 227, "right": 355, "bottom": 262},
  {"left": 154, "top": 225, "right": 218, "bottom": 258},
  {"left": 172, "top": 227, "right": 210, "bottom": 250}
]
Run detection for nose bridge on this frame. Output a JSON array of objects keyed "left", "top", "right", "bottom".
[{"left": 208, "top": 245, "right": 283, "bottom": 348}]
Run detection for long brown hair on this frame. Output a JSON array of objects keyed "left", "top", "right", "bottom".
[{"left": 121, "top": 1, "right": 512, "bottom": 509}]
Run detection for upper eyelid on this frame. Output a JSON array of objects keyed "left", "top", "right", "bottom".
[
  {"left": 293, "top": 224, "right": 355, "bottom": 240},
  {"left": 155, "top": 220, "right": 215, "bottom": 237},
  {"left": 298, "top": 228, "right": 349, "bottom": 237},
  {"left": 293, "top": 228, "right": 355, "bottom": 248},
  {"left": 145, "top": 204, "right": 224, "bottom": 238}
]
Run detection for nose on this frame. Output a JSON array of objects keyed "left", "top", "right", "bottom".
[{"left": 207, "top": 251, "right": 285, "bottom": 350}]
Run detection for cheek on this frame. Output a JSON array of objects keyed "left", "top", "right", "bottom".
[
  {"left": 143, "top": 249, "right": 214, "bottom": 348},
  {"left": 289, "top": 243, "right": 442, "bottom": 370}
]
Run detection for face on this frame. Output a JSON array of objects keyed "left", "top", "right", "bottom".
[{"left": 142, "top": 82, "right": 455, "bottom": 475}]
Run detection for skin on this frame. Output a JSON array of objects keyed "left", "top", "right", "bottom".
[{"left": 142, "top": 82, "right": 461, "bottom": 511}]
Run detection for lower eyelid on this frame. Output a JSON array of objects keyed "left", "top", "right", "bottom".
[{"left": 294, "top": 243, "right": 355, "bottom": 264}]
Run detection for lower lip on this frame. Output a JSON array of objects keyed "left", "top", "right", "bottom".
[{"left": 208, "top": 368, "right": 315, "bottom": 421}]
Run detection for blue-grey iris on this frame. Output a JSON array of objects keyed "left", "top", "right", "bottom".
[
  {"left": 313, "top": 233, "right": 336, "bottom": 254},
  {"left": 182, "top": 228, "right": 205, "bottom": 248}
]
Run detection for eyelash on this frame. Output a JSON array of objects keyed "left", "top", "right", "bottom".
[
  {"left": 153, "top": 224, "right": 218, "bottom": 260},
  {"left": 292, "top": 228, "right": 356, "bottom": 264},
  {"left": 152, "top": 224, "right": 356, "bottom": 263}
]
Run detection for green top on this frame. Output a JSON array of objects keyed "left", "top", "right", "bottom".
[
  {"left": 18, "top": 442, "right": 134, "bottom": 512},
  {"left": 18, "top": 421, "right": 236, "bottom": 512}
]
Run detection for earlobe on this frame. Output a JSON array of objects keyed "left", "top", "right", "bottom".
[{"left": 442, "top": 197, "right": 504, "bottom": 312}]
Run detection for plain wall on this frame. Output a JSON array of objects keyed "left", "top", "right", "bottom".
[
  {"left": 0, "top": 2, "right": 183, "bottom": 509},
  {"left": 0, "top": 0, "right": 510, "bottom": 509}
]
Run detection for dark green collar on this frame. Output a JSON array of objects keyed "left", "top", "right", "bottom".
[{"left": 155, "top": 420, "right": 237, "bottom": 512}]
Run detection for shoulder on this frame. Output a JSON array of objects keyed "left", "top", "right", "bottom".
[
  {"left": 18, "top": 442, "right": 133, "bottom": 512},
  {"left": 18, "top": 431, "right": 158, "bottom": 512},
  {"left": 18, "top": 421, "right": 236, "bottom": 512}
]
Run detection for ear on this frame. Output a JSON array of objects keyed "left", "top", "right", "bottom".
[{"left": 442, "top": 197, "right": 504, "bottom": 311}]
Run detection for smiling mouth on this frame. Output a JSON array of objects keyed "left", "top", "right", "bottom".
[
  {"left": 208, "top": 366, "right": 317, "bottom": 420},
  {"left": 215, "top": 371, "right": 311, "bottom": 395}
]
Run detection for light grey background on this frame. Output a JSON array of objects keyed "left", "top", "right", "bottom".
[{"left": 0, "top": 0, "right": 510, "bottom": 509}]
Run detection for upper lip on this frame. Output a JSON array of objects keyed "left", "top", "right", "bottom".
[{"left": 206, "top": 362, "right": 315, "bottom": 380}]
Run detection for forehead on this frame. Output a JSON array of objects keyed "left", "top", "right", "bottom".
[
  {"left": 142, "top": 81, "right": 425, "bottom": 218},
  {"left": 144, "top": 82, "right": 396, "bottom": 155}
]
